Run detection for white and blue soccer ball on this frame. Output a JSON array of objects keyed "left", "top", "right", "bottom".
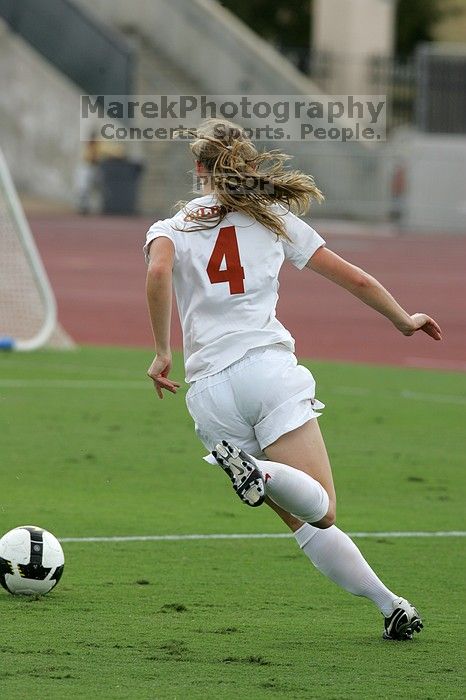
[{"left": 0, "top": 526, "right": 64, "bottom": 595}]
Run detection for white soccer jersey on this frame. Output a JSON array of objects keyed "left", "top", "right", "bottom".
[{"left": 144, "top": 194, "right": 325, "bottom": 383}]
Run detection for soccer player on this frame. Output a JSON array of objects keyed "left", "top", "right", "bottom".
[{"left": 144, "top": 119, "right": 442, "bottom": 640}]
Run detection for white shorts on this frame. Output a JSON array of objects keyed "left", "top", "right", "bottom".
[{"left": 185, "top": 345, "right": 324, "bottom": 459}]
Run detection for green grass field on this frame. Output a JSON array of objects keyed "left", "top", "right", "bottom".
[{"left": 0, "top": 346, "right": 465, "bottom": 699}]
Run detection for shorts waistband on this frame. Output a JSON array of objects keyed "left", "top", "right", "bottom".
[{"left": 187, "top": 344, "right": 293, "bottom": 396}]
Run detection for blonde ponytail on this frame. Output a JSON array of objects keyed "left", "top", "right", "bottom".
[{"left": 177, "top": 119, "right": 324, "bottom": 240}]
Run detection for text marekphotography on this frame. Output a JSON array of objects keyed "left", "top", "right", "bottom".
[{"left": 80, "top": 95, "right": 387, "bottom": 143}]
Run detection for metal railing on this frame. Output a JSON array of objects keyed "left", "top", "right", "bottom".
[
  {"left": 288, "top": 45, "right": 466, "bottom": 135},
  {"left": 416, "top": 43, "right": 466, "bottom": 134}
]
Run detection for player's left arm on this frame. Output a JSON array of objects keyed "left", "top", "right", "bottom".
[
  {"left": 306, "top": 247, "right": 442, "bottom": 340},
  {"left": 146, "top": 236, "right": 181, "bottom": 398}
]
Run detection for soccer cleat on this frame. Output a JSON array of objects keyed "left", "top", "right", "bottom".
[
  {"left": 383, "top": 598, "right": 423, "bottom": 640},
  {"left": 212, "top": 440, "right": 265, "bottom": 507}
]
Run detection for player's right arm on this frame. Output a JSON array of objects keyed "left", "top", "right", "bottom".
[
  {"left": 146, "top": 236, "right": 180, "bottom": 398},
  {"left": 306, "top": 247, "right": 442, "bottom": 340}
]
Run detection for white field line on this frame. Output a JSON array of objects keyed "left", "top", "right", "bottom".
[
  {"left": 0, "top": 379, "right": 465, "bottom": 406},
  {"left": 59, "top": 531, "right": 466, "bottom": 544}
]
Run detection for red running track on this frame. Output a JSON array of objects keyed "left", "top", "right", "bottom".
[{"left": 32, "top": 215, "right": 466, "bottom": 372}]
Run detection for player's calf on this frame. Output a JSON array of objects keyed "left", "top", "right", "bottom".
[{"left": 312, "top": 502, "right": 336, "bottom": 529}]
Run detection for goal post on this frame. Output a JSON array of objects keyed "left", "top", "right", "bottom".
[{"left": 0, "top": 147, "right": 73, "bottom": 351}]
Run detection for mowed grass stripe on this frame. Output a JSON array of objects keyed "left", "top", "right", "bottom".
[
  {"left": 0, "top": 378, "right": 149, "bottom": 389},
  {"left": 1, "top": 377, "right": 465, "bottom": 406}
]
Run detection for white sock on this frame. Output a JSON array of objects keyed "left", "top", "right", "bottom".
[
  {"left": 255, "top": 458, "right": 329, "bottom": 524},
  {"left": 294, "top": 523, "right": 398, "bottom": 616}
]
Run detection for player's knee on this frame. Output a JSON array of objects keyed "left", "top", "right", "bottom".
[{"left": 312, "top": 500, "right": 336, "bottom": 529}]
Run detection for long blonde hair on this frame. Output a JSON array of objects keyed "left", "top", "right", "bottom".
[{"left": 178, "top": 119, "right": 323, "bottom": 240}]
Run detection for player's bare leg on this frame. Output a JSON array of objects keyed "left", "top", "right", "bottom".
[{"left": 264, "top": 418, "right": 336, "bottom": 528}]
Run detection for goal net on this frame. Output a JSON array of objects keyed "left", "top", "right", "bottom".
[{"left": 0, "top": 147, "right": 73, "bottom": 350}]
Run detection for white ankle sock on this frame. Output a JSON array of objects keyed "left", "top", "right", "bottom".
[
  {"left": 255, "top": 458, "right": 329, "bottom": 524},
  {"left": 294, "top": 523, "right": 398, "bottom": 616}
]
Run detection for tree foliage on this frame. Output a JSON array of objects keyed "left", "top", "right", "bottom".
[
  {"left": 219, "top": 0, "right": 311, "bottom": 49},
  {"left": 395, "top": 0, "right": 459, "bottom": 59}
]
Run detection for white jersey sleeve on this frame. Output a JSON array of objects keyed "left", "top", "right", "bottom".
[
  {"left": 281, "top": 210, "right": 325, "bottom": 269},
  {"left": 144, "top": 219, "right": 176, "bottom": 263}
]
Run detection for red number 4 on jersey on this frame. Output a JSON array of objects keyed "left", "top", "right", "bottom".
[{"left": 206, "top": 226, "right": 245, "bottom": 295}]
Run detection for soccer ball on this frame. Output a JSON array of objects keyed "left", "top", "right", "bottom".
[{"left": 0, "top": 525, "right": 64, "bottom": 595}]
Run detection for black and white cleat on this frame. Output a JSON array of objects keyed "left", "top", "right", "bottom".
[
  {"left": 212, "top": 440, "right": 265, "bottom": 508},
  {"left": 383, "top": 598, "right": 424, "bottom": 640}
]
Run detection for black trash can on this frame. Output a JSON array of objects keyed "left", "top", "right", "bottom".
[{"left": 100, "top": 158, "right": 142, "bottom": 215}]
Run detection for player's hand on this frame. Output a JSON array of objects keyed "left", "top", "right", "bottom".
[
  {"left": 147, "top": 353, "right": 181, "bottom": 399},
  {"left": 399, "top": 313, "right": 443, "bottom": 341}
]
